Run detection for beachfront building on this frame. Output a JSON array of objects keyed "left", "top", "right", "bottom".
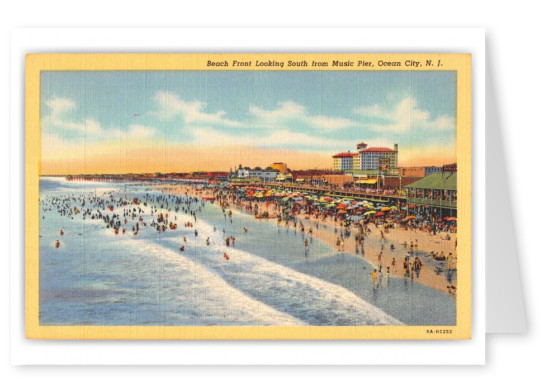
[
  {"left": 404, "top": 172, "right": 457, "bottom": 218},
  {"left": 359, "top": 144, "right": 398, "bottom": 171},
  {"left": 333, "top": 143, "right": 399, "bottom": 176},
  {"left": 275, "top": 173, "right": 293, "bottom": 182},
  {"left": 425, "top": 166, "right": 443, "bottom": 176},
  {"left": 399, "top": 167, "right": 426, "bottom": 177},
  {"left": 235, "top": 165, "right": 279, "bottom": 182},
  {"left": 332, "top": 152, "right": 358, "bottom": 171},
  {"left": 269, "top": 162, "right": 288, "bottom": 173}
]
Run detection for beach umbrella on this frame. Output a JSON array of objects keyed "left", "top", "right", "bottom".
[
  {"left": 381, "top": 207, "right": 390, "bottom": 212},
  {"left": 364, "top": 211, "right": 376, "bottom": 215},
  {"left": 375, "top": 212, "right": 384, "bottom": 217},
  {"left": 409, "top": 204, "right": 415, "bottom": 208},
  {"left": 349, "top": 215, "right": 363, "bottom": 221},
  {"left": 390, "top": 205, "right": 398, "bottom": 210},
  {"left": 324, "top": 197, "right": 333, "bottom": 201},
  {"left": 338, "top": 210, "right": 347, "bottom": 214},
  {"left": 406, "top": 215, "right": 416, "bottom": 219},
  {"left": 446, "top": 217, "right": 457, "bottom": 221},
  {"left": 337, "top": 203, "right": 348, "bottom": 209}
]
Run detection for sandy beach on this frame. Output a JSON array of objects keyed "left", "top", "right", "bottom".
[{"left": 172, "top": 184, "right": 457, "bottom": 296}]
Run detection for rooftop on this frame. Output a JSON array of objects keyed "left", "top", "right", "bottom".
[
  {"left": 404, "top": 173, "right": 457, "bottom": 191},
  {"left": 359, "top": 147, "right": 396, "bottom": 153},
  {"left": 332, "top": 152, "right": 358, "bottom": 158}
]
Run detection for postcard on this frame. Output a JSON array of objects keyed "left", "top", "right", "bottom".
[{"left": 25, "top": 53, "right": 471, "bottom": 340}]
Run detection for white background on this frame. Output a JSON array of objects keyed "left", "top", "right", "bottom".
[{"left": 1, "top": 0, "right": 547, "bottom": 389}]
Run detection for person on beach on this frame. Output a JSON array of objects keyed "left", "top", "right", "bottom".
[
  {"left": 206, "top": 237, "right": 210, "bottom": 246},
  {"left": 55, "top": 240, "right": 60, "bottom": 249},
  {"left": 371, "top": 269, "right": 379, "bottom": 287},
  {"left": 179, "top": 245, "right": 185, "bottom": 252},
  {"left": 304, "top": 239, "right": 309, "bottom": 256},
  {"left": 446, "top": 253, "right": 453, "bottom": 269},
  {"left": 391, "top": 258, "right": 396, "bottom": 272},
  {"left": 59, "top": 229, "right": 64, "bottom": 236},
  {"left": 225, "top": 237, "right": 230, "bottom": 247}
]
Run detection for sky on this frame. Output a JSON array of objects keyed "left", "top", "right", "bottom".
[{"left": 40, "top": 70, "right": 457, "bottom": 175}]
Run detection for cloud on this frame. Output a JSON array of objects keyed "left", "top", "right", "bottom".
[
  {"left": 151, "top": 91, "right": 244, "bottom": 127},
  {"left": 355, "top": 96, "right": 455, "bottom": 132},
  {"left": 127, "top": 124, "right": 156, "bottom": 138},
  {"left": 42, "top": 97, "right": 157, "bottom": 141},
  {"left": 249, "top": 100, "right": 356, "bottom": 131}
]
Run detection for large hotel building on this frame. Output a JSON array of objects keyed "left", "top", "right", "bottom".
[{"left": 332, "top": 142, "right": 398, "bottom": 172}]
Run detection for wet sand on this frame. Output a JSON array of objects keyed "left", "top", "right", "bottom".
[{"left": 166, "top": 184, "right": 457, "bottom": 296}]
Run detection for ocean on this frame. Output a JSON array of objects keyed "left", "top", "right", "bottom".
[{"left": 38, "top": 177, "right": 456, "bottom": 326}]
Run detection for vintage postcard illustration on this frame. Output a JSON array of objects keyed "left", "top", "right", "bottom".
[{"left": 25, "top": 53, "right": 471, "bottom": 339}]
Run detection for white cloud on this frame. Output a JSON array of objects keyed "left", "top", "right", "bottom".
[
  {"left": 249, "top": 100, "right": 356, "bottom": 131},
  {"left": 151, "top": 91, "right": 244, "bottom": 127},
  {"left": 42, "top": 97, "right": 157, "bottom": 141},
  {"left": 127, "top": 124, "right": 156, "bottom": 139},
  {"left": 355, "top": 96, "right": 455, "bottom": 132}
]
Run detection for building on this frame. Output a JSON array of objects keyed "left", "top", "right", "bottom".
[
  {"left": 359, "top": 144, "right": 398, "bottom": 171},
  {"left": 356, "top": 141, "right": 367, "bottom": 150},
  {"left": 332, "top": 152, "right": 358, "bottom": 171},
  {"left": 314, "top": 174, "right": 355, "bottom": 187},
  {"left": 235, "top": 165, "right": 279, "bottom": 182},
  {"left": 399, "top": 167, "right": 425, "bottom": 177},
  {"left": 333, "top": 143, "right": 399, "bottom": 173},
  {"left": 270, "top": 162, "right": 288, "bottom": 174},
  {"left": 425, "top": 166, "right": 443, "bottom": 176},
  {"left": 404, "top": 172, "right": 457, "bottom": 218}
]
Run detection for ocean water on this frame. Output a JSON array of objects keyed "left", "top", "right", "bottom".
[{"left": 39, "top": 177, "right": 456, "bottom": 326}]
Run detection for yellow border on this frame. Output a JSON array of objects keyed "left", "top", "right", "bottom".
[{"left": 25, "top": 53, "right": 471, "bottom": 340}]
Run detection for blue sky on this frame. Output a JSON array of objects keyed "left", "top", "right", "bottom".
[{"left": 40, "top": 70, "right": 457, "bottom": 173}]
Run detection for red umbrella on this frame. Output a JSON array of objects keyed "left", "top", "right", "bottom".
[
  {"left": 408, "top": 204, "right": 414, "bottom": 208},
  {"left": 375, "top": 212, "right": 384, "bottom": 217},
  {"left": 337, "top": 203, "right": 348, "bottom": 209}
]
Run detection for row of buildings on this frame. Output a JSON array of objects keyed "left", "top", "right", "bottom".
[{"left": 332, "top": 142, "right": 444, "bottom": 178}]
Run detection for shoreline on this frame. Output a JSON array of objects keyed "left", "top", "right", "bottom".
[{"left": 166, "top": 184, "right": 457, "bottom": 296}]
